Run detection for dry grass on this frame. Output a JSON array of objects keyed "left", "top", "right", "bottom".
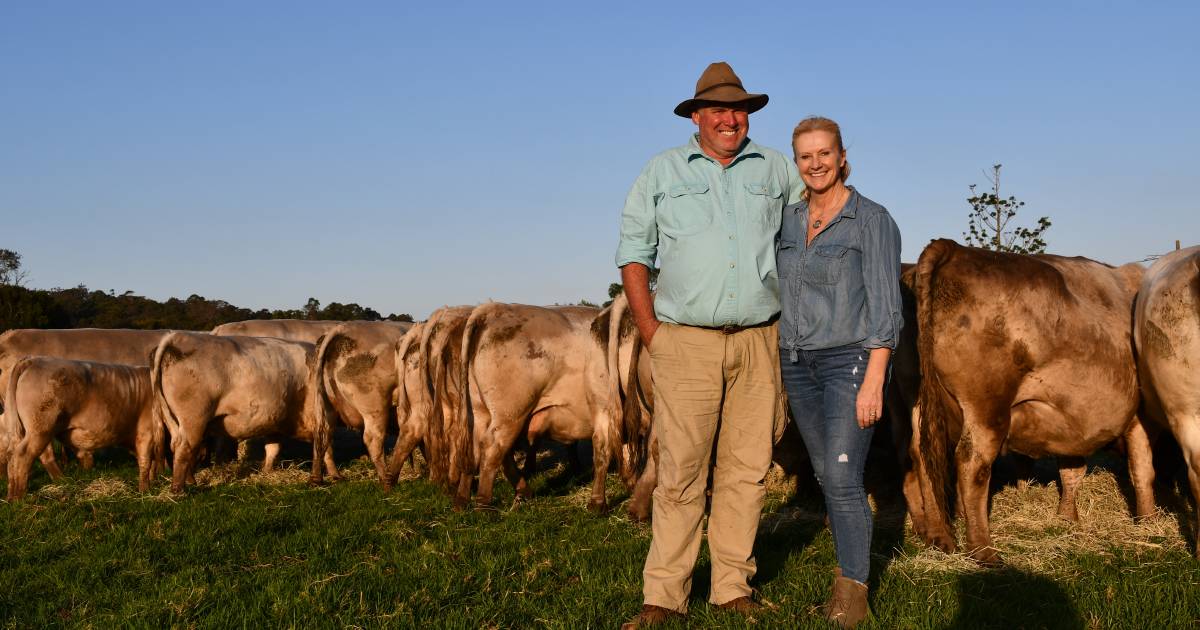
[{"left": 890, "top": 469, "right": 1190, "bottom": 576}]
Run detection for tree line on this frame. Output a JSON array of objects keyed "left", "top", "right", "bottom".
[{"left": 0, "top": 252, "right": 412, "bottom": 334}]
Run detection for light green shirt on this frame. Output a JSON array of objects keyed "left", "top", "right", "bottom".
[{"left": 616, "top": 134, "right": 803, "bottom": 327}]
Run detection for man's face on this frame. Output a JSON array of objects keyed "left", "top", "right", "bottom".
[{"left": 691, "top": 105, "right": 749, "bottom": 164}]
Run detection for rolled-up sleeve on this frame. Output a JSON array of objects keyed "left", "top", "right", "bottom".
[
  {"left": 861, "top": 211, "right": 903, "bottom": 349},
  {"left": 615, "top": 166, "right": 659, "bottom": 269}
]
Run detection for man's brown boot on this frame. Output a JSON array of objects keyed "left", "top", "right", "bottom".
[
  {"left": 824, "top": 576, "right": 869, "bottom": 628},
  {"left": 620, "top": 604, "right": 684, "bottom": 629},
  {"left": 716, "top": 596, "right": 761, "bottom": 615}
]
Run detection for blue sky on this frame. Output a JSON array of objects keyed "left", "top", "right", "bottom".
[{"left": 3, "top": 2, "right": 1197, "bottom": 319}]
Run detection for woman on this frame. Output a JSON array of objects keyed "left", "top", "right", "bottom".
[{"left": 776, "top": 117, "right": 902, "bottom": 628}]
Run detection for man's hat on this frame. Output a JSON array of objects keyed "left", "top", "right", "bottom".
[{"left": 673, "top": 61, "right": 769, "bottom": 118}]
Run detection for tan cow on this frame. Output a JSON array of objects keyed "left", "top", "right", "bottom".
[
  {"left": 1134, "top": 244, "right": 1200, "bottom": 557},
  {"left": 5, "top": 358, "right": 164, "bottom": 499},
  {"left": 0, "top": 328, "right": 169, "bottom": 476},
  {"left": 151, "top": 332, "right": 332, "bottom": 492},
  {"left": 455, "top": 302, "right": 623, "bottom": 512},
  {"left": 914, "top": 239, "right": 1155, "bottom": 564},
  {"left": 311, "top": 321, "right": 409, "bottom": 487}
]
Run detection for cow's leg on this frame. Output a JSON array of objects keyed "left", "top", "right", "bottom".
[
  {"left": 627, "top": 439, "right": 659, "bottom": 522},
  {"left": 1125, "top": 417, "right": 1158, "bottom": 519},
  {"left": 38, "top": 445, "right": 65, "bottom": 481},
  {"left": 1172, "top": 417, "right": 1200, "bottom": 558},
  {"left": 475, "top": 416, "right": 522, "bottom": 509},
  {"left": 135, "top": 431, "right": 154, "bottom": 493},
  {"left": 171, "top": 423, "right": 208, "bottom": 493},
  {"left": 77, "top": 449, "right": 95, "bottom": 471},
  {"left": 385, "top": 427, "right": 422, "bottom": 487},
  {"left": 956, "top": 406, "right": 1007, "bottom": 566},
  {"left": 1055, "top": 456, "right": 1086, "bottom": 522},
  {"left": 362, "top": 413, "right": 390, "bottom": 487},
  {"left": 898, "top": 403, "right": 927, "bottom": 538},
  {"left": 588, "top": 408, "right": 618, "bottom": 514},
  {"left": 501, "top": 450, "right": 530, "bottom": 504},
  {"left": 262, "top": 442, "right": 281, "bottom": 473},
  {"left": 7, "top": 430, "right": 54, "bottom": 500},
  {"left": 322, "top": 448, "right": 340, "bottom": 482}
]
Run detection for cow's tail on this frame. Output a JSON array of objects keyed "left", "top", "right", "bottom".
[
  {"left": 1, "top": 357, "right": 32, "bottom": 471},
  {"left": 457, "top": 310, "right": 483, "bottom": 482},
  {"left": 419, "top": 315, "right": 446, "bottom": 484},
  {"left": 151, "top": 333, "right": 183, "bottom": 450},
  {"left": 915, "top": 239, "right": 962, "bottom": 544},
  {"left": 606, "top": 292, "right": 646, "bottom": 483},
  {"left": 310, "top": 327, "right": 343, "bottom": 475},
  {"left": 394, "top": 331, "right": 415, "bottom": 430}
]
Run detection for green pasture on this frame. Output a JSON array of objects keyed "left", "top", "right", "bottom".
[{"left": 1, "top": 443, "right": 1198, "bottom": 629}]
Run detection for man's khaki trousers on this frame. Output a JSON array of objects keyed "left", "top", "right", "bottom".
[{"left": 642, "top": 321, "right": 781, "bottom": 612}]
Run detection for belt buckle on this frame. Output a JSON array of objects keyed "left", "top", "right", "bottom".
[{"left": 719, "top": 324, "right": 740, "bottom": 334}]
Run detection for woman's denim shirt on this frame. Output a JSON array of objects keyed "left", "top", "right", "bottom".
[{"left": 777, "top": 187, "right": 903, "bottom": 353}]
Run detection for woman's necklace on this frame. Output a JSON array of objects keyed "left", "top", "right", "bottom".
[{"left": 810, "top": 187, "right": 848, "bottom": 230}]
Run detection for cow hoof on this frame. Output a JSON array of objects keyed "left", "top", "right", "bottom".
[
  {"left": 452, "top": 496, "right": 471, "bottom": 512},
  {"left": 587, "top": 499, "right": 609, "bottom": 514},
  {"left": 307, "top": 477, "right": 326, "bottom": 488},
  {"left": 924, "top": 532, "right": 957, "bottom": 555},
  {"left": 969, "top": 546, "right": 1004, "bottom": 567}
]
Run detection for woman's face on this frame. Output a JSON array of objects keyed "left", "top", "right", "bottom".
[{"left": 793, "top": 130, "right": 846, "bottom": 195}]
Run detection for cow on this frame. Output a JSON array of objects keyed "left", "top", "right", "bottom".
[
  {"left": 151, "top": 332, "right": 333, "bottom": 492},
  {"left": 310, "top": 321, "right": 409, "bottom": 487},
  {"left": 455, "top": 303, "right": 623, "bottom": 512},
  {"left": 914, "top": 239, "right": 1155, "bottom": 564},
  {"left": 5, "top": 358, "right": 164, "bottom": 499},
  {"left": 1133, "top": 244, "right": 1200, "bottom": 557},
  {"left": 0, "top": 328, "right": 169, "bottom": 477}
]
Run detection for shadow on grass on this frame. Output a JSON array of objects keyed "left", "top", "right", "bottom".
[{"left": 949, "top": 568, "right": 1083, "bottom": 630}]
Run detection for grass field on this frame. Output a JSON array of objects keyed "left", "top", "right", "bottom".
[{"left": 2, "top": 440, "right": 1199, "bottom": 629}]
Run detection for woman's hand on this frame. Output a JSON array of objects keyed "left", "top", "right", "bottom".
[
  {"left": 856, "top": 347, "right": 892, "bottom": 429},
  {"left": 855, "top": 376, "right": 885, "bottom": 429}
]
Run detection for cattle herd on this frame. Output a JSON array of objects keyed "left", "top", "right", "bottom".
[{"left": 1, "top": 240, "right": 1198, "bottom": 564}]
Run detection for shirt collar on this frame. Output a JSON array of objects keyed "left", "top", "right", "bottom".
[
  {"left": 797, "top": 185, "right": 860, "bottom": 219},
  {"left": 685, "top": 134, "right": 765, "bottom": 165}
]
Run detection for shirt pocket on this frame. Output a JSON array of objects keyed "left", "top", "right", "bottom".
[
  {"left": 658, "top": 182, "right": 712, "bottom": 237},
  {"left": 776, "top": 239, "right": 799, "bottom": 279},
  {"left": 802, "top": 244, "right": 849, "bottom": 285},
  {"left": 744, "top": 181, "right": 783, "bottom": 228}
]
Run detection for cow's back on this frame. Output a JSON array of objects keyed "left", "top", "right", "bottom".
[{"left": 211, "top": 319, "right": 340, "bottom": 344}]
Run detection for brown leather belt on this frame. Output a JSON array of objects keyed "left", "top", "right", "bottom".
[{"left": 694, "top": 315, "right": 778, "bottom": 335}]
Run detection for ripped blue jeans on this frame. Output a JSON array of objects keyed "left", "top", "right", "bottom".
[{"left": 780, "top": 344, "right": 875, "bottom": 583}]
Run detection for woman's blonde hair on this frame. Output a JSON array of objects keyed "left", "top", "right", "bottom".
[{"left": 792, "top": 116, "right": 850, "bottom": 201}]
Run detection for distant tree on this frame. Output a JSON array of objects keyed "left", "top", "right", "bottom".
[
  {"left": 386, "top": 313, "right": 415, "bottom": 323},
  {"left": 303, "top": 297, "right": 321, "bottom": 320},
  {"left": 578, "top": 299, "right": 599, "bottom": 308},
  {"left": 963, "top": 164, "right": 1051, "bottom": 254},
  {"left": 0, "top": 249, "right": 28, "bottom": 286}
]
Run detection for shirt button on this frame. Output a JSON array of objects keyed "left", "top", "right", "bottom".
[
  {"left": 728, "top": 293, "right": 735, "bottom": 298},
  {"left": 729, "top": 234, "right": 735, "bottom": 240},
  {"left": 729, "top": 263, "right": 736, "bottom": 268}
]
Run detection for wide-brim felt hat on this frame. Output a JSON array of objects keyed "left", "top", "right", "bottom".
[{"left": 674, "top": 61, "right": 769, "bottom": 118}]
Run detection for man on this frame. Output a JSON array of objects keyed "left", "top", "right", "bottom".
[{"left": 616, "top": 61, "right": 801, "bottom": 627}]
